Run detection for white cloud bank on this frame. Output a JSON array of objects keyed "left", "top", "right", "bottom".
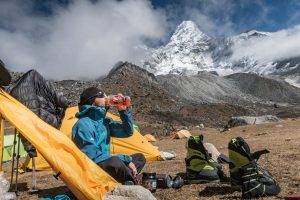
[
  {"left": 231, "top": 25, "right": 300, "bottom": 63},
  {"left": 0, "top": 0, "right": 167, "bottom": 80}
]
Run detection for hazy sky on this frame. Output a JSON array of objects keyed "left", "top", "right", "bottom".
[{"left": 0, "top": 0, "right": 300, "bottom": 80}]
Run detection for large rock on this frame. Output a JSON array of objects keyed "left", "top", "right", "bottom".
[
  {"left": 228, "top": 115, "right": 280, "bottom": 127},
  {"left": 103, "top": 185, "right": 156, "bottom": 200}
]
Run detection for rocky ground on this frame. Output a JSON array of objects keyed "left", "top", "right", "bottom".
[{"left": 2, "top": 118, "right": 300, "bottom": 199}]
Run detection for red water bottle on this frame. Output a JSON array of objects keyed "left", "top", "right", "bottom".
[{"left": 107, "top": 95, "right": 131, "bottom": 107}]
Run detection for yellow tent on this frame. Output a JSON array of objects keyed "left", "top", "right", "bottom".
[
  {"left": 173, "top": 130, "right": 192, "bottom": 139},
  {"left": 144, "top": 134, "right": 157, "bottom": 142},
  {"left": 23, "top": 106, "right": 160, "bottom": 170},
  {"left": 0, "top": 89, "right": 118, "bottom": 199}
]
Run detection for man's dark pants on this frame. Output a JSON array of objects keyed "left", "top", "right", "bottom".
[{"left": 98, "top": 153, "right": 146, "bottom": 184}]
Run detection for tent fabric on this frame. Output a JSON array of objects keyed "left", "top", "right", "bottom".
[
  {"left": 2, "top": 135, "right": 27, "bottom": 161},
  {"left": 173, "top": 130, "right": 192, "bottom": 139},
  {"left": 21, "top": 152, "right": 52, "bottom": 171},
  {"left": 0, "top": 89, "right": 119, "bottom": 199},
  {"left": 144, "top": 134, "right": 157, "bottom": 142},
  {"left": 24, "top": 106, "right": 161, "bottom": 171},
  {"left": 7, "top": 70, "right": 69, "bottom": 158},
  {"left": 0, "top": 116, "right": 4, "bottom": 170}
]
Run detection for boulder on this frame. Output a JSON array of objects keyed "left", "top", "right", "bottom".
[
  {"left": 103, "top": 185, "right": 156, "bottom": 200},
  {"left": 228, "top": 115, "right": 279, "bottom": 127}
]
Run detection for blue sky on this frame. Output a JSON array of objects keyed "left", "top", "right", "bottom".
[
  {"left": 5, "top": 0, "right": 300, "bottom": 36},
  {"left": 1, "top": 0, "right": 300, "bottom": 79},
  {"left": 150, "top": 0, "right": 300, "bottom": 36}
]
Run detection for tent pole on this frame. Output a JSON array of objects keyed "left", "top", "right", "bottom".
[
  {"left": 10, "top": 128, "right": 17, "bottom": 188},
  {"left": 14, "top": 131, "right": 21, "bottom": 193},
  {"left": 29, "top": 157, "right": 38, "bottom": 193}
]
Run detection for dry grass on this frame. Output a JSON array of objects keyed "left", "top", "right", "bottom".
[{"left": 2, "top": 118, "right": 300, "bottom": 199}]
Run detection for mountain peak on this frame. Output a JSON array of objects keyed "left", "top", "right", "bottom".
[
  {"left": 170, "top": 21, "right": 210, "bottom": 44},
  {"left": 237, "top": 29, "right": 272, "bottom": 39},
  {"left": 142, "top": 20, "right": 213, "bottom": 75},
  {"left": 176, "top": 21, "right": 199, "bottom": 32}
]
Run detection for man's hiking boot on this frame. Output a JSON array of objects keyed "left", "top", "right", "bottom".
[
  {"left": 211, "top": 161, "right": 230, "bottom": 183},
  {"left": 228, "top": 137, "right": 281, "bottom": 198},
  {"left": 185, "top": 135, "right": 220, "bottom": 183},
  {"left": 186, "top": 167, "right": 219, "bottom": 184},
  {"left": 228, "top": 137, "right": 252, "bottom": 188},
  {"left": 228, "top": 137, "right": 268, "bottom": 187}
]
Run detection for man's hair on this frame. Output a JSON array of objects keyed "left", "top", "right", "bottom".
[{"left": 79, "top": 87, "right": 105, "bottom": 106}]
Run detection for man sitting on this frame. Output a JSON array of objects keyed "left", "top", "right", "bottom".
[{"left": 72, "top": 87, "right": 145, "bottom": 184}]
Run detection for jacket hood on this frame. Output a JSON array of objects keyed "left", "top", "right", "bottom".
[{"left": 76, "top": 105, "right": 106, "bottom": 120}]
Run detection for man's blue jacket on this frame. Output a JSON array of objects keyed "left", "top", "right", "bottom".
[{"left": 72, "top": 105, "right": 134, "bottom": 165}]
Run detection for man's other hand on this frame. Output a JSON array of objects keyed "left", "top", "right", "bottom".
[{"left": 128, "top": 162, "right": 137, "bottom": 177}]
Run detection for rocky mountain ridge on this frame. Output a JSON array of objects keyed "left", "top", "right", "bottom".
[
  {"left": 100, "top": 62, "right": 251, "bottom": 129},
  {"left": 157, "top": 71, "right": 300, "bottom": 105}
]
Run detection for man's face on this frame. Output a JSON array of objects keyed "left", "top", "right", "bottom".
[{"left": 92, "top": 96, "right": 107, "bottom": 107}]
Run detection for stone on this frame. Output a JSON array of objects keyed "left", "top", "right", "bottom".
[{"left": 103, "top": 185, "right": 156, "bottom": 200}]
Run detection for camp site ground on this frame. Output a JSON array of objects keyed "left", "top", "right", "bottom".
[{"left": 2, "top": 118, "right": 300, "bottom": 200}]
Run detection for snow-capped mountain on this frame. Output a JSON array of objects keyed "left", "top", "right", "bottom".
[
  {"left": 144, "top": 21, "right": 214, "bottom": 75},
  {"left": 143, "top": 21, "right": 300, "bottom": 87}
]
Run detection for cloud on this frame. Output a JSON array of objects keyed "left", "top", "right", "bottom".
[
  {"left": 231, "top": 25, "right": 300, "bottom": 62},
  {"left": 163, "top": 0, "right": 237, "bottom": 37},
  {"left": 184, "top": 0, "right": 236, "bottom": 36},
  {"left": 0, "top": 0, "right": 167, "bottom": 80},
  {"left": 162, "top": 0, "right": 277, "bottom": 37}
]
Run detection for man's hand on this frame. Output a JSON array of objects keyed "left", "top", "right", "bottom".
[
  {"left": 128, "top": 162, "right": 138, "bottom": 177},
  {"left": 117, "top": 105, "right": 127, "bottom": 111}
]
